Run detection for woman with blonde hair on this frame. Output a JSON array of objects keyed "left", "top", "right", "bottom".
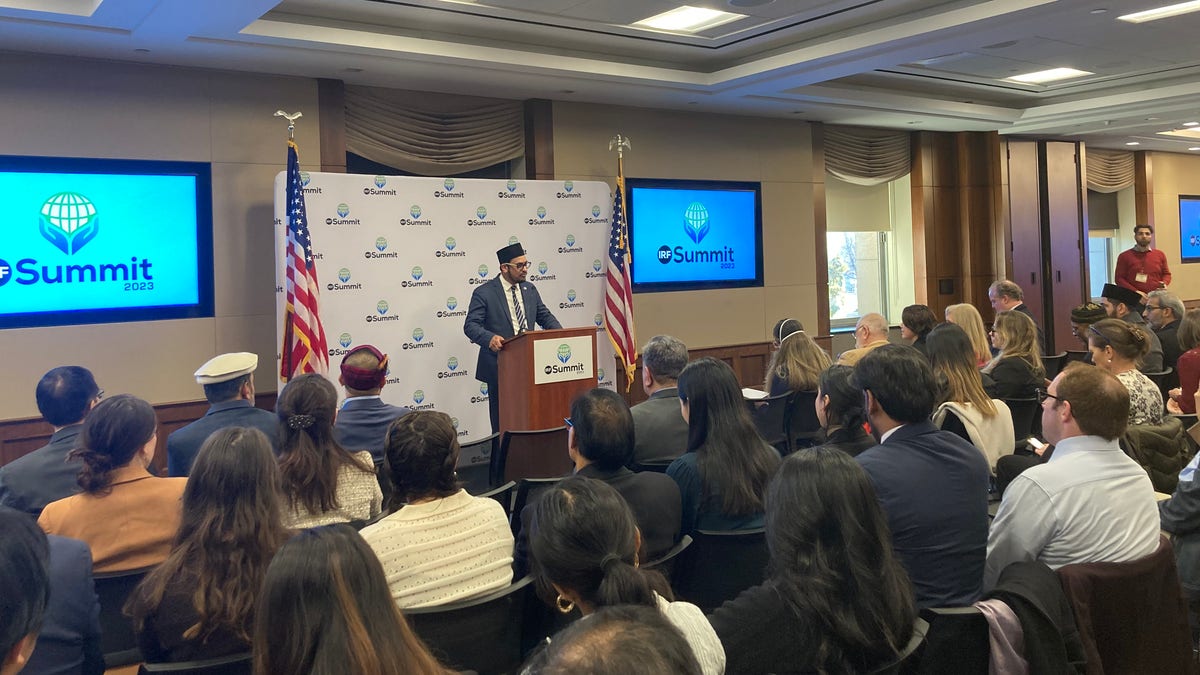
[
  {"left": 926, "top": 323, "right": 1014, "bottom": 470},
  {"left": 983, "top": 311, "right": 1044, "bottom": 400},
  {"left": 764, "top": 318, "right": 831, "bottom": 396},
  {"left": 1089, "top": 318, "right": 1163, "bottom": 425},
  {"left": 945, "top": 304, "right": 991, "bottom": 368}
]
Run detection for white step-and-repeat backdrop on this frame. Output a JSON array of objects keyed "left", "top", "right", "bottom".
[{"left": 274, "top": 173, "right": 617, "bottom": 461}]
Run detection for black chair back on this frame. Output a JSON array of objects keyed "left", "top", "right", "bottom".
[
  {"left": 95, "top": 565, "right": 156, "bottom": 667},
  {"left": 405, "top": 576, "right": 535, "bottom": 675},
  {"left": 139, "top": 653, "right": 252, "bottom": 675},
  {"left": 510, "top": 477, "right": 564, "bottom": 537},
  {"left": 748, "top": 392, "right": 790, "bottom": 450},
  {"left": 1064, "top": 350, "right": 1089, "bottom": 364},
  {"left": 643, "top": 534, "right": 692, "bottom": 580},
  {"left": 913, "top": 606, "right": 989, "bottom": 674},
  {"left": 459, "top": 432, "right": 501, "bottom": 494},
  {"left": 1041, "top": 352, "right": 1068, "bottom": 380},
  {"left": 1143, "top": 368, "right": 1174, "bottom": 406},
  {"left": 631, "top": 459, "right": 673, "bottom": 473},
  {"left": 869, "top": 616, "right": 929, "bottom": 675},
  {"left": 476, "top": 480, "right": 517, "bottom": 516},
  {"left": 672, "top": 528, "right": 768, "bottom": 612},
  {"left": 491, "top": 427, "right": 571, "bottom": 487},
  {"left": 784, "top": 390, "right": 823, "bottom": 452},
  {"left": 1003, "top": 397, "right": 1039, "bottom": 441}
]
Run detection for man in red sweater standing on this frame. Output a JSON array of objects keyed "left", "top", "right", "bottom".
[{"left": 1115, "top": 224, "right": 1171, "bottom": 300}]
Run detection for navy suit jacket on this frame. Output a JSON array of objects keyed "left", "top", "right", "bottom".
[
  {"left": 334, "top": 397, "right": 412, "bottom": 463},
  {"left": 856, "top": 420, "right": 990, "bottom": 608},
  {"left": 463, "top": 276, "right": 561, "bottom": 385},
  {"left": 0, "top": 424, "right": 84, "bottom": 516},
  {"left": 167, "top": 399, "right": 279, "bottom": 477},
  {"left": 26, "top": 534, "right": 103, "bottom": 675}
]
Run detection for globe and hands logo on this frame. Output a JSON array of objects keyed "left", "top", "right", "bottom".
[
  {"left": 592, "top": 205, "right": 602, "bottom": 218},
  {"left": 376, "top": 300, "right": 389, "bottom": 315},
  {"left": 414, "top": 389, "right": 425, "bottom": 404},
  {"left": 506, "top": 179, "right": 517, "bottom": 192},
  {"left": 412, "top": 328, "right": 425, "bottom": 342},
  {"left": 445, "top": 236, "right": 456, "bottom": 250},
  {"left": 376, "top": 237, "right": 388, "bottom": 252},
  {"left": 40, "top": 192, "right": 99, "bottom": 255},
  {"left": 567, "top": 289, "right": 577, "bottom": 302},
  {"left": 477, "top": 206, "right": 488, "bottom": 219},
  {"left": 339, "top": 333, "right": 352, "bottom": 348},
  {"left": 338, "top": 268, "right": 351, "bottom": 283},
  {"left": 444, "top": 178, "right": 455, "bottom": 191},
  {"left": 411, "top": 266, "right": 423, "bottom": 280},
  {"left": 536, "top": 206, "right": 547, "bottom": 219},
  {"left": 337, "top": 203, "right": 350, "bottom": 218},
  {"left": 480, "top": 382, "right": 489, "bottom": 396},
  {"left": 593, "top": 259, "right": 602, "bottom": 272},
  {"left": 683, "top": 202, "right": 710, "bottom": 244},
  {"left": 410, "top": 205, "right": 422, "bottom": 218},
  {"left": 566, "top": 234, "right": 576, "bottom": 246},
  {"left": 557, "top": 344, "right": 572, "bottom": 364},
  {"left": 477, "top": 264, "right": 489, "bottom": 278},
  {"left": 538, "top": 261, "right": 548, "bottom": 275},
  {"left": 375, "top": 176, "right": 387, "bottom": 188},
  {"left": 447, "top": 356, "right": 459, "bottom": 371},
  {"left": 447, "top": 296, "right": 458, "bottom": 310}
]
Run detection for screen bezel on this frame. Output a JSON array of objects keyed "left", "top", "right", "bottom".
[
  {"left": 1180, "top": 194, "right": 1200, "bottom": 264},
  {"left": 625, "top": 178, "right": 764, "bottom": 293},
  {"left": 0, "top": 154, "right": 215, "bottom": 329}
]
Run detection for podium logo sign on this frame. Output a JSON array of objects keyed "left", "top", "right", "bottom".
[{"left": 534, "top": 335, "right": 594, "bottom": 385}]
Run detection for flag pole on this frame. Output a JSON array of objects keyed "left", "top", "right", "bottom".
[{"left": 606, "top": 134, "right": 637, "bottom": 392}]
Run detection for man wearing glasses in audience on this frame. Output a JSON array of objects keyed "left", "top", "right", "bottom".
[
  {"left": 465, "top": 242, "right": 562, "bottom": 432},
  {"left": 984, "top": 364, "right": 1159, "bottom": 590}
]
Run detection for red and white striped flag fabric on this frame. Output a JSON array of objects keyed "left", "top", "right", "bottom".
[
  {"left": 280, "top": 141, "right": 330, "bottom": 380},
  {"left": 605, "top": 174, "right": 638, "bottom": 390}
]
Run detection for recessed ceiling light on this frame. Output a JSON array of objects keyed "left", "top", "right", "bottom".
[
  {"left": 1005, "top": 68, "right": 1093, "bottom": 84},
  {"left": 344, "top": 67, "right": 363, "bottom": 73},
  {"left": 1090, "top": 8, "right": 1108, "bottom": 13},
  {"left": 1118, "top": 0, "right": 1200, "bottom": 23},
  {"left": 633, "top": 6, "right": 747, "bottom": 33},
  {"left": 1126, "top": 141, "right": 1141, "bottom": 146},
  {"left": 560, "top": 90, "right": 575, "bottom": 94},
  {"left": 1190, "top": 147, "right": 1200, "bottom": 151},
  {"left": 1184, "top": 122, "right": 1200, "bottom": 127},
  {"left": 728, "top": 0, "right": 774, "bottom": 6}
]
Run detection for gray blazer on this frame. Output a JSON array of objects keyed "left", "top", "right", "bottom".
[{"left": 630, "top": 388, "right": 689, "bottom": 465}]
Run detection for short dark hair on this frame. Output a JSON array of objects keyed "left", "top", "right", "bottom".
[
  {"left": 640, "top": 335, "right": 688, "bottom": 382},
  {"left": 528, "top": 604, "right": 702, "bottom": 675},
  {"left": 35, "top": 366, "right": 99, "bottom": 427},
  {"left": 202, "top": 374, "right": 250, "bottom": 404},
  {"left": 384, "top": 411, "right": 460, "bottom": 507},
  {"left": 571, "top": 389, "right": 634, "bottom": 471},
  {"left": 817, "top": 365, "right": 866, "bottom": 429},
  {"left": 852, "top": 345, "right": 937, "bottom": 423},
  {"left": 1134, "top": 224, "right": 1153, "bottom": 235},
  {"left": 1055, "top": 364, "right": 1129, "bottom": 441},
  {"left": 0, "top": 507, "right": 50, "bottom": 663},
  {"left": 901, "top": 305, "right": 937, "bottom": 338}
]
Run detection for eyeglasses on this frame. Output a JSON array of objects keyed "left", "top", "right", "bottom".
[
  {"left": 563, "top": 417, "right": 573, "bottom": 427},
  {"left": 94, "top": 388, "right": 104, "bottom": 401},
  {"left": 1144, "top": 304, "right": 1162, "bottom": 311},
  {"left": 504, "top": 261, "right": 532, "bottom": 270},
  {"left": 1036, "top": 388, "right": 1065, "bottom": 405}
]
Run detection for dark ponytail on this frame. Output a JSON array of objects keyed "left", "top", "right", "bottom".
[{"left": 71, "top": 394, "right": 157, "bottom": 494}]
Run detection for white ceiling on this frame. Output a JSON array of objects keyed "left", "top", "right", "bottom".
[{"left": 5, "top": 0, "right": 1200, "bottom": 153}]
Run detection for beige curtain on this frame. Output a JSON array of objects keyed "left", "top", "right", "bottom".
[
  {"left": 824, "top": 125, "right": 911, "bottom": 186},
  {"left": 1086, "top": 149, "right": 1135, "bottom": 193},
  {"left": 345, "top": 86, "right": 524, "bottom": 175}
]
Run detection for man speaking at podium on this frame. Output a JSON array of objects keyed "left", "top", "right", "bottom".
[{"left": 465, "top": 242, "right": 562, "bottom": 432}]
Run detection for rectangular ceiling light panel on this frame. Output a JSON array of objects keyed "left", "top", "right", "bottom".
[
  {"left": 632, "top": 5, "right": 746, "bottom": 33},
  {"left": 1005, "top": 67, "right": 1093, "bottom": 84},
  {"left": 1118, "top": 0, "right": 1200, "bottom": 23}
]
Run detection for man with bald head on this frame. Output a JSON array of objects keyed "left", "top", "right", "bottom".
[
  {"left": 985, "top": 363, "right": 1159, "bottom": 589},
  {"left": 836, "top": 313, "right": 890, "bottom": 366}
]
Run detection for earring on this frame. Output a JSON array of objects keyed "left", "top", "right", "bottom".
[{"left": 555, "top": 594, "right": 575, "bottom": 614}]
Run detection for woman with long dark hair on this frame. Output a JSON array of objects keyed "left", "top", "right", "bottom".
[
  {"left": 982, "top": 310, "right": 1045, "bottom": 400},
  {"left": 361, "top": 411, "right": 513, "bottom": 608},
  {"left": 709, "top": 447, "right": 916, "bottom": 673},
  {"left": 813, "top": 365, "right": 875, "bottom": 457},
  {"left": 126, "top": 427, "right": 290, "bottom": 663},
  {"left": 927, "top": 323, "right": 1014, "bottom": 470},
  {"left": 253, "top": 525, "right": 448, "bottom": 675},
  {"left": 528, "top": 476, "right": 724, "bottom": 675},
  {"left": 763, "top": 318, "right": 831, "bottom": 396},
  {"left": 667, "top": 358, "right": 780, "bottom": 533},
  {"left": 38, "top": 394, "right": 186, "bottom": 573},
  {"left": 276, "top": 374, "right": 381, "bottom": 527}
]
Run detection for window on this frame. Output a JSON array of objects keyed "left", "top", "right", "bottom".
[
  {"left": 1087, "top": 235, "right": 1113, "bottom": 300},
  {"left": 827, "top": 231, "right": 889, "bottom": 328}
]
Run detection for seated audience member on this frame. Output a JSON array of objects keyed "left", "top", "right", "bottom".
[
  {"left": 1167, "top": 309, "right": 1200, "bottom": 415},
  {"left": 39, "top": 395, "right": 186, "bottom": 573},
  {"left": 945, "top": 303, "right": 992, "bottom": 367},
  {"left": 853, "top": 345, "right": 990, "bottom": 608},
  {"left": 0, "top": 366, "right": 100, "bottom": 515},
  {"left": 982, "top": 310, "right": 1045, "bottom": 400},
  {"left": 667, "top": 358, "right": 780, "bottom": 533},
  {"left": 0, "top": 509, "right": 51, "bottom": 675},
  {"left": 709, "top": 448, "right": 916, "bottom": 674},
  {"left": 254, "top": 525, "right": 449, "bottom": 675},
  {"left": 1102, "top": 282, "right": 1165, "bottom": 373},
  {"left": 988, "top": 279, "right": 1045, "bottom": 354},
  {"left": 836, "top": 313, "right": 890, "bottom": 366},
  {"left": 528, "top": 477, "right": 725, "bottom": 675},
  {"left": 1069, "top": 302, "right": 1107, "bottom": 364},
  {"left": 360, "top": 411, "right": 512, "bottom": 608},
  {"left": 927, "top": 323, "right": 1014, "bottom": 471},
  {"left": 515, "top": 389, "right": 682, "bottom": 575},
  {"left": 276, "top": 374, "right": 382, "bottom": 528},
  {"left": 813, "top": 365, "right": 876, "bottom": 457},
  {"left": 334, "top": 345, "right": 411, "bottom": 464},
  {"left": 127, "top": 428, "right": 290, "bottom": 664},
  {"left": 1145, "top": 289, "right": 1185, "bottom": 378},
  {"left": 1158, "top": 451, "right": 1200, "bottom": 623},
  {"left": 763, "top": 318, "right": 830, "bottom": 396},
  {"left": 630, "top": 335, "right": 690, "bottom": 465},
  {"left": 900, "top": 304, "right": 937, "bottom": 357},
  {"left": 24, "top": 528, "right": 103, "bottom": 675},
  {"left": 1089, "top": 318, "right": 1164, "bottom": 425},
  {"left": 167, "top": 352, "right": 277, "bottom": 477},
  {"left": 985, "top": 365, "right": 1159, "bottom": 589},
  {"left": 526, "top": 605, "right": 702, "bottom": 675}
]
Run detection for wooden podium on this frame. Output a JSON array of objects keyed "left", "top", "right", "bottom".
[{"left": 497, "top": 327, "right": 598, "bottom": 431}]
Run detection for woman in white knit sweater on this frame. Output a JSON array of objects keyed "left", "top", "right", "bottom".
[{"left": 361, "top": 411, "right": 513, "bottom": 608}]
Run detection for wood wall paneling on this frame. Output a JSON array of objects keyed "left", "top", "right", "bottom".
[
  {"left": 1042, "top": 142, "right": 1087, "bottom": 354},
  {"left": 524, "top": 99, "right": 554, "bottom": 180},
  {"left": 812, "top": 124, "right": 831, "bottom": 336},
  {"left": 316, "top": 78, "right": 347, "bottom": 173},
  {"left": 614, "top": 342, "right": 778, "bottom": 407},
  {"left": 1135, "top": 151, "right": 1154, "bottom": 228},
  {"left": 1007, "top": 141, "right": 1043, "bottom": 326}
]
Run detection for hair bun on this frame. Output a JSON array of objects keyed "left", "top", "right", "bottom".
[
  {"left": 1129, "top": 325, "right": 1146, "bottom": 344},
  {"left": 287, "top": 414, "right": 316, "bottom": 430},
  {"left": 600, "top": 553, "right": 622, "bottom": 571}
]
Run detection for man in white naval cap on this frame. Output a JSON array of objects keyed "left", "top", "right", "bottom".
[{"left": 166, "top": 352, "right": 278, "bottom": 477}]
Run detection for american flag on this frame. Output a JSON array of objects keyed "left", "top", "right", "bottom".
[
  {"left": 280, "top": 141, "right": 330, "bottom": 380},
  {"left": 605, "top": 174, "right": 638, "bottom": 390}
]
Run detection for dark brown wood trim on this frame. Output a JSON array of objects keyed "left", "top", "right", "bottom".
[
  {"left": 812, "top": 123, "right": 830, "bottom": 336},
  {"left": 523, "top": 99, "right": 554, "bottom": 180},
  {"left": 1135, "top": 150, "right": 1154, "bottom": 231},
  {"left": 317, "top": 78, "right": 347, "bottom": 173}
]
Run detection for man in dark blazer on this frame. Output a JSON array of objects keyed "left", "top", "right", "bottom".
[
  {"left": 0, "top": 508, "right": 51, "bottom": 675},
  {"left": 630, "top": 334, "right": 690, "bottom": 465},
  {"left": 513, "top": 388, "right": 682, "bottom": 576},
  {"left": 334, "top": 344, "right": 411, "bottom": 463},
  {"left": 0, "top": 366, "right": 100, "bottom": 516},
  {"left": 464, "top": 242, "right": 562, "bottom": 432},
  {"left": 989, "top": 279, "right": 1046, "bottom": 355},
  {"left": 1102, "top": 283, "right": 1165, "bottom": 373},
  {"left": 166, "top": 352, "right": 278, "bottom": 477},
  {"left": 25, "top": 532, "right": 103, "bottom": 675},
  {"left": 853, "top": 345, "right": 990, "bottom": 609}
]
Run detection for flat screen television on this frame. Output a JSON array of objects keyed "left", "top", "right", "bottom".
[
  {"left": 1181, "top": 195, "right": 1200, "bottom": 264},
  {"left": 626, "top": 178, "right": 763, "bottom": 292},
  {"left": 0, "top": 155, "right": 214, "bottom": 329}
]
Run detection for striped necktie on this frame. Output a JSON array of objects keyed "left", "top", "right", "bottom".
[{"left": 511, "top": 285, "right": 525, "bottom": 331}]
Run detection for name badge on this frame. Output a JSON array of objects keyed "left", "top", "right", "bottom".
[{"left": 1136, "top": 273, "right": 1149, "bottom": 283}]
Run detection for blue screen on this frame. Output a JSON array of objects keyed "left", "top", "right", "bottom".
[
  {"left": 1181, "top": 197, "right": 1200, "bottom": 263},
  {"left": 628, "top": 182, "right": 762, "bottom": 291},
  {"left": 0, "top": 157, "right": 213, "bottom": 328}
]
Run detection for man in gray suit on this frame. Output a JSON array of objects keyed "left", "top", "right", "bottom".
[{"left": 630, "top": 335, "right": 690, "bottom": 465}]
